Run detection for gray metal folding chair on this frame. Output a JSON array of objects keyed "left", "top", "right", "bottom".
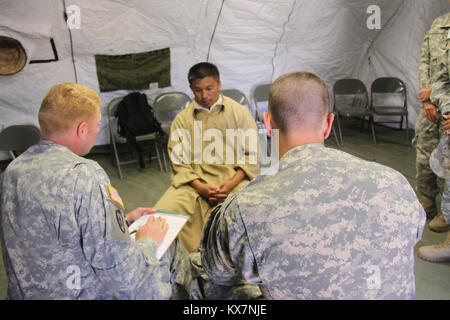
[
  {"left": 370, "top": 77, "right": 409, "bottom": 141},
  {"left": 251, "top": 84, "right": 271, "bottom": 124},
  {"left": 333, "top": 78, "right": 376, "bottom": 145},
  {"left": 222, "top": 88, "right": 253, "bottom": 115},
  {"left": 0, "top": 124, "right": 41, "bottom": 160},
  {"left": 153, "top": 92, "right": 191, "bottom": 136},
  {"left": 107, "top": 96, "right": 165, "bottom": 180},
  {"left": 152, "top": 92, "right": 191, "bottom": 172}
]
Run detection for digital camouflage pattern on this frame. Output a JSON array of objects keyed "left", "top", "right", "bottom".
[
  {"left": 429, "top": 15, "right": 450, "bottom": 225},
  {"left": 201, "top": 144, "right": 426, "bottom": 299},
  {"left": 0, "top": 140, "right": 192, "bottom": 299},
  {"left": 413, "top": 13, "right": 450, "bottom": 200},
  {"left": 439, "top": 179, "right": 450, "bottom": 225},
  {"left": 189, "top": 251, "right": 263, "bottom": 300},
  {"left": 431, "top": 16, "right": 450, "bottom": 116},
  {"left": 430, "top": 134, "right": 450, "bottom": 179},
  {"left": 430, "top": 135, "right": 450, "bottom": 224}
]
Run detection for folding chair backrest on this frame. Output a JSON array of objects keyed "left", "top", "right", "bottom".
[
  {"left": 0, "top": 125, "right": 41, "bottom": 158},
  {"left": 333, "top": 79, "right": 369, "bottom": 111},
  {"left": 222, "top": 89, "right": 252, "bottom": 114},
  {"left": 107, "top": 97, "right": 122, "bottom": 118},
  {"left": 252, "top": 84, "right": 271, "bottom": 121},
  {"left": 106, "top": 97, "right": 123, "bottom": 138},
  {"left": 222, "top": 89, "right": 249, "bottom": 107},
  {"left": 153, "top": 92, "right": 191, "bottom": 135},
  {"left": 371, "top": 77, "right": 406, "bottom": 109}
]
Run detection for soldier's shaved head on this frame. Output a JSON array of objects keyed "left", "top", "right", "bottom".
[{"left": 269, "top": 71, "right": 330, "bottom": 134}]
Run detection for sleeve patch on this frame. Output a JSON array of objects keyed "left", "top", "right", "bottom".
[{"left": 107, "top": 185, "right": 124, "bottom": 209}]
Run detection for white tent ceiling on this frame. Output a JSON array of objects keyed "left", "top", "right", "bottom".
[{"left": 0, "top": 0, "right": 449, "bottom": 156}]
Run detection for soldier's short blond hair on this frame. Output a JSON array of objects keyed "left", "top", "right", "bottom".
[
  {"left": 269, "top": 71, "right": 330, "bottom": 133},
  {"left": 39, "top": 82, "right": 101, "bottom": 138}
]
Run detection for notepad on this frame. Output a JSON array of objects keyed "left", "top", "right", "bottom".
[{"left": 128, "top": 210, "right": 190, "bottom": 260}]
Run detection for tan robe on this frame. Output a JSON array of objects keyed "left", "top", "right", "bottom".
[{"left": 154, "top": 95, "right": 260, "bottom": 252}]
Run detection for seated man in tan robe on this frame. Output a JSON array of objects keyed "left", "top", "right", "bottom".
[{"left": 154, "top": 62, "right": 259, "bottom": 253}]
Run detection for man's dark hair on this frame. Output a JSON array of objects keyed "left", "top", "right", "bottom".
[{"left": 188, "top": 62, "right": 220, "bottom": 84}]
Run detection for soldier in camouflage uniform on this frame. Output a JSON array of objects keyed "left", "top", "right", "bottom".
[
  {"left": 412, "top": 13, "right": 450, "bottom": 221},
  {"left": 418, "top": 135, "right": 450, "bottom": 262},
  {"left": 0, "top": 82, "right": 193, "bottom": 299},
  {"left": 189, "top": 250, "right": 263, "bottom": 300},
  {"left": 200, "top": 72, "right": 426, "bottom": 299},
  {"left": 427, "top": 14, "right": 450, "bottom": 233},
  {"left": 417, "top": 23, "right": 450, "bottom": 261}
]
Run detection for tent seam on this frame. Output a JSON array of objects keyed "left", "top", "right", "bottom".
[{"left": 271, "top": 0, "right": 297, "bottom": 81}]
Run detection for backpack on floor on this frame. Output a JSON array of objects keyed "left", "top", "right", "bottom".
[{"left": 116, "top": 92, "right": 162, "bottom": 167}]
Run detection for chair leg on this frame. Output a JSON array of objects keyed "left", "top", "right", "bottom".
[
  {"left": 360, "top": 117, "right": 366, "bottom": 132},
  {"left": 336, "top": 114, "right": 344, "bottom": 146},
  {"left": 154, "top": 140, "right": 163, "bottom": 172},
  {"left": 406, "top": 115, "right": 409, "bottom": 141},
  {"left": 161, "top": 146, "right": 168, "bottom": 172},
  {"left": 159, "top": 134, "right": 169, "bottom": 172},
  {"left": 111, "top": 136, "right": 123, "bottom": 180},
  {"left": 370, "top": 117, "right": 377, "bottom": 144},
  {"left": 109, "top": 134, "right": 116, "bottom": 167},
  {"left": 332, "top": 124, "right": 340, "bottom": 146}
]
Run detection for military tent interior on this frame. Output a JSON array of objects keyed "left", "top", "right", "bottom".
[{"left": 0, "top": 0, "right": 449, "bottom": 300}]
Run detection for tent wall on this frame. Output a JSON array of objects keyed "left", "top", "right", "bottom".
[{"left": 0, "top": 0, "right": 449, "bottom": 160}]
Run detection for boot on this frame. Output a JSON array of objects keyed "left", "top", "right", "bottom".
[
  {"left": 429, "top": 212, "right": 450, "bottom": 233},
  {"left": 419, "top": 195, "right": 438, "bottom": 221},
  {"left": 417, "top": 232, "right": 450, "bottom": 262}
]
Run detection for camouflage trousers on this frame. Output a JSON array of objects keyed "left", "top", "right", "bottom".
[
  {"left": 412, "top": 109, "right": 445, "bottom": 203},
  {"left": 443, "top": 179, "right": 450, "bottom": 224}
]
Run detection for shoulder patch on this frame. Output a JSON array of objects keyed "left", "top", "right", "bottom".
[{"left": 107, "top": 185, "right": 124, "bottom": 209}]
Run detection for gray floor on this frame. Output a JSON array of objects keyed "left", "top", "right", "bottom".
[{"left": 0, "top": 118, "right": 449, "bottom": 299}]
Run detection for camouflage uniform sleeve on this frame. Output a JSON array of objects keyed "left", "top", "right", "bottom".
[
  {"left": 200, "top": 195, "right": 260, "bottom": 286},
  {"left": 419, "top": 32, "right": 432, "bottom": 108},
  {"left": 74, "top": 162, "right": 173, "bottom": 299},
  {"left": 431, "top": 44, "right": 450, "bottom": 115}
]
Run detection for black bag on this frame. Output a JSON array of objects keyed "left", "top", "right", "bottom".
[{"left": 116, "top": 92, "right": 162, "bottom": 168}]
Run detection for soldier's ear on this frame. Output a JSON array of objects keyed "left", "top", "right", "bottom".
[
  {"left": 76, "top": 120, "right": 89, "bottom": 139},
  {"left": 323, "top": 113, "right": 334, "bottom": 140},
  {"left": 264, "top": 112, "right": 273, "bottom": 137}
]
